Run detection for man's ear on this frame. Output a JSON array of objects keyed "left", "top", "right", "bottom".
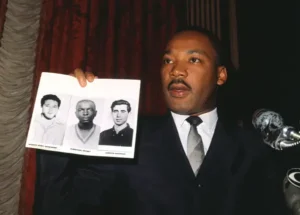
[{"left": 216, "top": 66, "right": 227, "bottom": 86}]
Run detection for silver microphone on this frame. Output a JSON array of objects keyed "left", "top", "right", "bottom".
[{"left": 252, "top": 109, "right": 300, "bottom": 150}]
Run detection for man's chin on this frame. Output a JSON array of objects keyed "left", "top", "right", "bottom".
[
  {"left": 165, "top": 97, "right": 190, "bottom": 113},
  {"left": 44, "top": 114, "right": 55, "bottom": 120},
  {"left": 80, "top": 120, "right": 92, "bottom": 124},
  {"left": 168, "top": 104, "right": 193, "bottom": 115},
  {"left": 114, "top": 122, "right": 125, "bottom": 126}
]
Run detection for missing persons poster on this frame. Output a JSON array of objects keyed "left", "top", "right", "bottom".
[{"left": 25, "top": 72, "right": 140, "bottom": 159}]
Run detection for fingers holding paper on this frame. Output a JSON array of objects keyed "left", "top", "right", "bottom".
[{"left": 70, "top": 68, "right": 98, "bottom": 87}]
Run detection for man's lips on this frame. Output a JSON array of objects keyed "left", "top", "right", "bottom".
[
  {"left": 167, "top": 79, "right": 192, "bottom": 98},
  {"left": 168, "top": 84, "right": 191, "bottom": 98},
  {"left": 169, "top": 84, "right": 190, "bottom": 91}
]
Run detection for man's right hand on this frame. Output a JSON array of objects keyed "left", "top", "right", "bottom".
[{"left": 70, "top": 68, "right": 98, "bottom": 87}]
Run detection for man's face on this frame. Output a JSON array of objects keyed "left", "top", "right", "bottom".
[
  {"left": 112, "top": 104, "right": 129, "bottom": 126},
  {"left": 42, "top": 99, "right": 59, "bottom": 119},
  {"left": 161, "top": 31, "right": 227, "bottom": 115},
  {"left": 75, "top": 101, "right": 97, "bottom": 123}
]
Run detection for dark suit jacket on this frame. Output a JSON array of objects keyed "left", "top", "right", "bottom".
[{"left": 33, "top": 113, "right": 289, "bottom": 215}]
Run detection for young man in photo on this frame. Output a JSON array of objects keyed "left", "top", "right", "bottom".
[
  {"left": 99, "top": 99, "right": 133, "bottom": 147},
  {"left": 32, "top": 94, "right": 65, "bottom": 145}
]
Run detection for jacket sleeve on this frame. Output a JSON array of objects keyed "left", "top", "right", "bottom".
[
  {"left": 33, "top": 150, "right": 120, "bottom": 215},
  {"left": 33, "top": 150, "right": 75, "bottom": 215}
]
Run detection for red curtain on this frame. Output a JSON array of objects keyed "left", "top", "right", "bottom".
[{"left": 19, "top": 0, "right": 186, "bottom": 214}]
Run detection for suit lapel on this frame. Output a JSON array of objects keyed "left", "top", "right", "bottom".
[
  {"left": 160, "top": 114, "right": 197, "bottom": 181},
  {"left": 196, "top": 120, "right": 240, "bottom": 191}
]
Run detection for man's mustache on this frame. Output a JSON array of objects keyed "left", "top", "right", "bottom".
[{"left": 168, "top": 79, "right": 192, "bottom": 90}]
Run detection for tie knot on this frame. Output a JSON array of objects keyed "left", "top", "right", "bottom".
[{"left": 186, "top": 116, "right": 202, "bottom": 126}]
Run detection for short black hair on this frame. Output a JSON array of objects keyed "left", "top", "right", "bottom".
[
  {"left": 174, "top": 26, "right": 225, "bottom": 67},
  {"left": 111, "top": 99, "right": 131, "bottom": 112},
  {"left": 76, "top": 99, "right": 96, "bottom": 110},
  {"left": 41, "top": 94, "right": 61, "bottom": 107}
]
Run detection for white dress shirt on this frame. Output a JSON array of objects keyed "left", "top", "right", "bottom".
[{"left": 171, "top": 108, "right": 218, "bottom": 155}]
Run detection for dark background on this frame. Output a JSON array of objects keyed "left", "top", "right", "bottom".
[
  {"left": 239, "top": 0, "right": 299, "bottom": 172},
  {"left": 217, "top": 0, "right": 299, "bottom": 175},
  {"left": 225, "top": 0, "right": 298, "bottom": 128}
]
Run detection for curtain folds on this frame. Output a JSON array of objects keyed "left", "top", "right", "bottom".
[
  {"left": 186, "top": 0, "right": 239, "bottom": 69},
  {"left": 21, "top": 1, "right": 186, "bottom": 214},
  {"left": 0, "top": 0, "right": 41, "bottom": 214},
  {"left": 187, "top": 0, "right": 222, "bottom": 39}
]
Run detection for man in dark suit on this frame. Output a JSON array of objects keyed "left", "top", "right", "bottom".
[{"left": 34, "top": 27, "right": 288, "bottom": 215}]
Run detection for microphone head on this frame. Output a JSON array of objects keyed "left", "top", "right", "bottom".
[
  {"left": 252, "top": 109, "right": 300, "bottom": 151},
  {"left": 252, "top": 109, "right": 285, "bottom": 149},
  {"left": 252, "top": 109, "right": 284, "bottom": 131}
]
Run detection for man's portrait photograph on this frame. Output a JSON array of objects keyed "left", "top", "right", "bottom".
[
  {"left": 99, "top": 99, "right": 134, "bottom": 147},
  {"left": 63, "top": 96, "right": 104, "bottom": 150},
  {"left": 28, "top": 93, "right": 71, "bottom": 145}
]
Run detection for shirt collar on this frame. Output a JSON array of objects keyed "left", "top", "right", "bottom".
[
  {"left": 171, "top": 108, "right": 218, "bottom": 131},
  {"left": 112, "top": 123, "right": 130, "bottom": 133}
]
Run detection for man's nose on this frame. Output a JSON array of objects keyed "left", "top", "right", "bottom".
[{"left": 169, "top": 63, "right": 188, "bottom": 78}]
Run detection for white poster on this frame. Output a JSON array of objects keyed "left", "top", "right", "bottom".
[{"left": 26, "top": 72, "right": 140, "bottom": 159}]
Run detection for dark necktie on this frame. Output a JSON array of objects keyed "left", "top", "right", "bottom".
[{"left": 186, "top": 116, "right": 204, "bottom": 175}]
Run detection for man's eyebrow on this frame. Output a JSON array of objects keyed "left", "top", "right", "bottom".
[
  {"left": 187, "top": 49, "right": 210, "bottom": 58},
  {"left": 163, "top": 49, "right": 210, "bottom": 59}
]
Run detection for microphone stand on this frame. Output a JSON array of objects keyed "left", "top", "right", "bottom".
[
  {"left": 264, "top": 127, "right": 300, "bottom": 214},
  {"left": 270, "top": 126, "right": 300, "bottom": 151},
  {"left": 252, "top": 109, "right": 300, "bottom": 214}
]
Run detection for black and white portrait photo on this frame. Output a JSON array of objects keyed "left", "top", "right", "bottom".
[
  {"left": 26, "top": 72, "right": 140, "bottom": 158},
  {"left": 99, "top": 99, "right": 134, "bottom": 147},
  {"left": 29, "top": 93, "right": 70, "bottom": 145},
  {"left": 63, "top": 97, "right": 103, "bottom": 150}
]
